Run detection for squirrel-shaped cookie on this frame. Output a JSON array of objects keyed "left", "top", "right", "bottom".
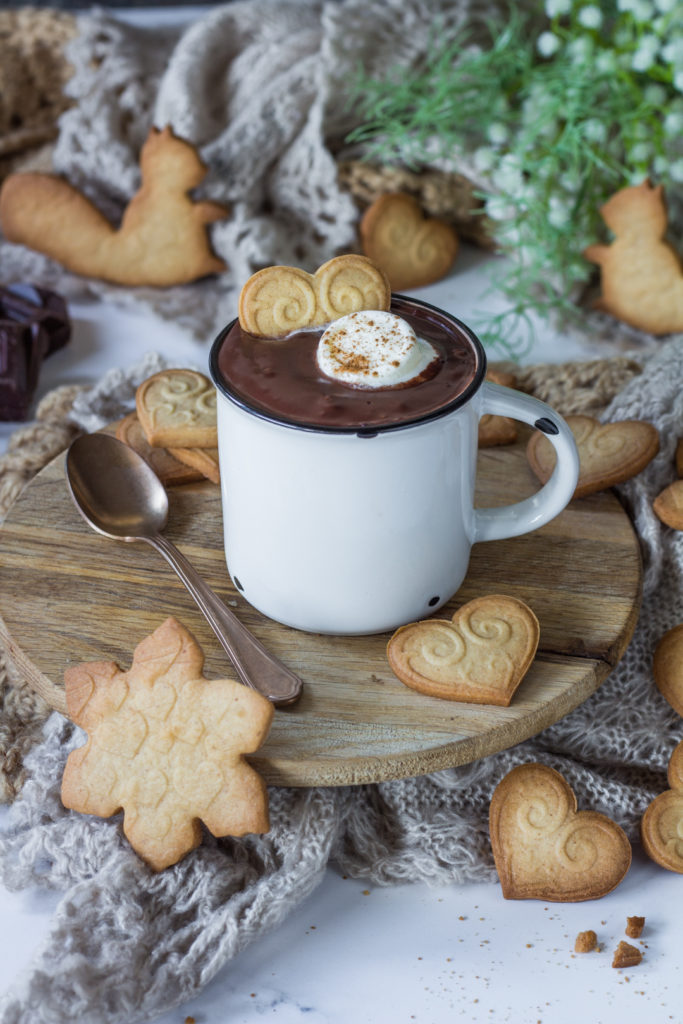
[
  {"left": 0, "top": 125, "right": 227, "bottom": 287},
  {"left": 584, "top": 179, "right": 683, "bottom": 334}
]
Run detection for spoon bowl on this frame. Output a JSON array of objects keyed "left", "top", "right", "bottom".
[
  {"left": 67, "top": 432, "right": 169, "bottom": 540},
  {"left": 64, "top": 432, "right": 303, "bottom": 706}
]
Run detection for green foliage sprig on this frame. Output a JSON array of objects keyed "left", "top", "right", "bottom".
[{"left": 346, "top": 0, "right": 683, "bottom": 355}]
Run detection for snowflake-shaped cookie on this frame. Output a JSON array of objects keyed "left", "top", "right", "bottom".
[{"left": 61, "top": 617, "right": 273, "bottom": 870}]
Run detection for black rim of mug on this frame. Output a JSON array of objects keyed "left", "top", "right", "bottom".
[{"left": 208, "top": 293, "right": 488, "bottom": 436}]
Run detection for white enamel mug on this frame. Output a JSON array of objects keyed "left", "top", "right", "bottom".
[{"left": 209, "top": 297, "right": 579, "bottom": 635}]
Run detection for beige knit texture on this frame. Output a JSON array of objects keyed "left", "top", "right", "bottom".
[
  {"left": 0, "top": 8, "right": 76, "bottom": 174},
  {"left": 0, "top": 385, "right": 83, "bottom": 802}
]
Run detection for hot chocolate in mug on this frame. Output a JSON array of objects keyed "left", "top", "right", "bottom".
[{"left": 209, "top": 296, "right": 579, "bottom": 635}]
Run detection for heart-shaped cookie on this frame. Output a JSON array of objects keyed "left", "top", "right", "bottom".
[
  {"left": 653, "top": 623, "right": 683, "bottom": 716},
  {"left": 489, "top": 763, "right": 632, "bottom": 901},
  {"left": 116, "top": 412, "right": 204, "bottom": 486},
  {"left": 527, "top": 415, "right": 659, "bottom": 498},
  {"left": 641, "top": 739, "right": 683, "bottom": 874},
  {"left": 136, "top": 368, "right": 217, "bottom": 449},
  {"left": 167, "top": 444, "right": 220, "bottom": 485},
  {"left": 360, "top": 192, "right": 459, "bottom": 291},
  {"left": 653, "top": 479, "right": 683, "bottom": 530},
  {"left": 238, "top": 254, "right": 391, "bottom": 337},
  {"left": 386, "top": 594, "right": 539, "bottom": 705}
]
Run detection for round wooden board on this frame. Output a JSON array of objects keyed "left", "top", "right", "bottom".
[{"left": 0, "top": 428, "right": 641, "bottom": 787}]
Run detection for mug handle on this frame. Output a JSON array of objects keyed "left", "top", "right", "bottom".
[{"left": 473, "top": 382, "right": 579, "bottom": 543}]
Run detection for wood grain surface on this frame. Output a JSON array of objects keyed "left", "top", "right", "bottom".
[{"left": 0, "top": 428, "right": 641, "bottom": 786}]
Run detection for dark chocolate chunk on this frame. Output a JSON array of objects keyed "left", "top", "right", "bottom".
[{"left": 0, "top": 284, "right": 71, "bottom": 420}]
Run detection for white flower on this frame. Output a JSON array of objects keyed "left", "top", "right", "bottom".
[
  {"left": 631, "top": 35, "right": 659, "bottom": 71},
  {"left": 548, "top": 196, "right": 570, "bottom": 228},
  {"left": 560, "top": 170, "right": 582, "bottom": 192},
  {"left": 675, "top": 69, "right": 683, "bottom": 91},
  {"left": 595, "top": 50, "right": 619, "bottom": 73},
  {"left": 582, "top": 118, "right": 607, "bottom": 143},
  {"left": 537, "top": 31, "right": 561, "bottom": 57},
  {"left": 628, "top": 142, "right": 652, "bottom": 164},
  {"left": 616, "top": 0, "right": 635, "bottom": 10},
  {"left": 473, "top": 147, "right": 497, "bottom": 173},
  {"left": 544, "top": 0, "right": 571, "bottom": 16},
  {"left": 654, "top": 0, "right": 678, "bottom": 11},
  {"left": 567, "top": 36, "right": 594, "bottom": 64},
  {"left": 653, "top": 154, "right": 669, "bottom": 174},
  {"left": 662, "top": 38, "right": 683, "bottom": 64},
  {"left": 671, "top": 158, "right": 683, "bottom": 183},
  {"left": 631, "top": 0, "right": 654, "bottom": 21},
  {"left": 578, "top": 5, "right": 603, "bottom": 28},
  {"left": 614, "top": 28, "right": 634, "bottom": 48},
  {"left": 487, "top": 122, "right": 509, "bottom": 145},
  {"left": 664, "top": 110, "right": 683, "bottom": 135},
  {"left": 485, "top": 196, "right": 515, "bottom": 221},
  {"left": 492, "top": 154, "right": 526, "bottom": 195}
]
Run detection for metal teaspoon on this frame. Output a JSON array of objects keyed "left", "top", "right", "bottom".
[{"left": 65, "top": 432, "right": 303, "bottom": 706}]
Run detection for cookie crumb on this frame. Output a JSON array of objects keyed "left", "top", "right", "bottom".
[
  {"left": 574, "top": 930, "right": 598, "bottom": 953},
  {"left": 626, "top": 915, "right": 645, "bottom": 938},
  {"left": 612, "top": 941, "right": 643, "bottom": 968}
]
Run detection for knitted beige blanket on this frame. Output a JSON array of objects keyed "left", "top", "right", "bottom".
[{"left": 0, "top": 342, "right": 681, "bottom": 1024}]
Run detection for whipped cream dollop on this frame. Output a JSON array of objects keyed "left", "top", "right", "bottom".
[{"left": 316, "top": 310, "right": 438, "bottom": 388}]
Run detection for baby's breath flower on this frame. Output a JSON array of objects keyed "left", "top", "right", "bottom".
[
  {"left": 492, "top": 153, "right": 525, "bottom": 194},
  {"left": 485, "top": 195, "right": 515, "bottom": 221},
  {"left": 674, "top": 69, "right": 683, "bottom": 92},
  {"left": 487, "top": 122, "right": 509, "bottom": 145},
  {"left": 544, "top": 0, "right": 571, "bottom": 16},
  {"left": 548, "top": 196, "right": 570, "bottom": 228},
  {"left": 595, "top": 50, "right": 619, "bottom": 73},
  {"left": 632, "top": 51, "right": 655, "bottom": 72},
  {"left": 582, "top": 118, "right": 607, "bottom": 143},
  {"left": 628, "top": 141, "right": 653, "bottom": 163},
  {"left": 537, "top": 31, "right": 561, "bottom": 58},
  {"left": 473, "top": 146, "right": 497, "bottom": 172},
  {"left": 662, "top": 39, "right": 683, "bottom": 65},
  {"left": 664, "top": 110, "right": 683, "bottom": 135},
  {"left": 577, "top": 5, "right": 603, "bottom": 29},
  {"left": 666, "top": 158, "right": 683, "bottom": 182},
  {"left": 654, "top": 0, "right": 678, "bottom": 11},
  {"left": 654, "top": 154, "right": 669, "bottom": 174},
  {"left": 616, "top": 0, "right": 636, "bottom": 11},
  {"left": 567, "top": 36, "right": 594, "bottom": 64},
  {"left": 614, "top": 28, "right": 633, "bottom": 49},
  {"left": 631, "top": 0, "right": 654, "bottom": 21}
]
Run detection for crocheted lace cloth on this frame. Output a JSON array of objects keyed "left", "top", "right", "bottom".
[
  {"left": 0, "top": 338, "right": 681, "bottom": 1024},
  {"left": 0, "top": 0, "right": 665, "bottom": 356}
]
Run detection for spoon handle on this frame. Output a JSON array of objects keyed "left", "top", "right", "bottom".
[{"left": 144, "top": 533, "right": 303, "bottom": 706}]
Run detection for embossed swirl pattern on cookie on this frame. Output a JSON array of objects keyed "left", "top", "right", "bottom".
[
  {"left": 359, "top": 192, "right": 459, "bottom": 291},
  {"left": 238, "top": 254, "right": 391, "bottom": 337},
  {"left": 149, "top": 375, "right": 216, "bottom": 427},
  {"left": 136, "top": 368, "right": 218, "bottom": 448},
  {"left": 527, "top": 414, "right": 659, "bottom": 499},
  {"left": 489, "top": 763, "right": 632, "bottom": 901},
  {"left": 641, "top": 739, "right": 683, "bottom": 874},
  {"left": 386, "top": 595, "right": 539, "bottom": 706},
  {"left": 61, "top": 617, "right": 273, "bottom": 871}
]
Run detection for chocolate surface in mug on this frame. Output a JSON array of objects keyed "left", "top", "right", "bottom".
[{"left": 214, "top": 296, "right": 482, "bottom": 430}]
